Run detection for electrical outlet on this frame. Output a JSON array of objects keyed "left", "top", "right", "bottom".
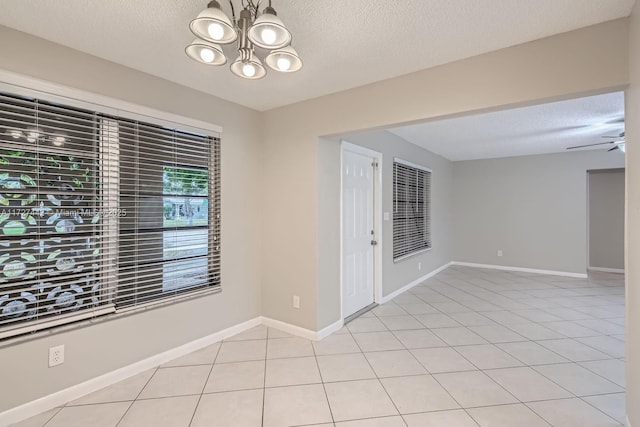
[
  {"left": 292, "top": 295, "right": 300, "bottom": 309},
  {"left": 497, "top": 250, "right": 503, "bottom": 257},
  {"left": 49, "top": 345, "right": 65, "bottom": 367}
]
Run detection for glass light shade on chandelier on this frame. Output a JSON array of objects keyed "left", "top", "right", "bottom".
[
  {"left": 187, "top": 0, "right": 302, "bottom": 79},
  {"left": 265, "top": 45, "right": 302, "bottom": 72},
  {"left": 190, "top": 0, "right": 238, "bottom": 44},
  {"left": 247, "top": 6, "right": 291, "bottom": 49},
  {"left": 185, "top": 39, "right": 227, "bottom": 65},
  {"left": 230, "top": 50, "right": 267, "bottom": 79}
]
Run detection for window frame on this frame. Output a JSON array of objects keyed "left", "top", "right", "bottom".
[
  {"left": 392, "top": 158, "right": 432, "bottom": 262},
  {"left": 0, "top": 75, "right": 222, "bottom": 340}
]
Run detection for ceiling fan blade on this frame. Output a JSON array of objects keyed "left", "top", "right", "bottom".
[
  {"left": 566, "top": 141, "right": 614, "bottom": 150},
  {"left": 602, "top": 132, "right": 625, "bottom": 138}
]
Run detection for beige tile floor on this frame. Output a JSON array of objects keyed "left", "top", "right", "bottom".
[{"left": 12, "top": 267, "right": 626, "bottom": 427}]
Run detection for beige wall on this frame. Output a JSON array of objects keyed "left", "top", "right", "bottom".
[
  {"left": 263, "top": 19, "right": 629, "bottom": 330},
  {"left": 626, "top": 2, "right": 639, "bottom": 426},
  {"left": 0, "top": 26, "right": 263, "bottom": 411},
  {"left": 588, "top": 169, "right": 625, "bottom": 271},
  {"left": 452, "top": 151, "right": 624, "bottom": 274},
  {"left": 316, "top": 131, "right": 453, "bottom": 327}
]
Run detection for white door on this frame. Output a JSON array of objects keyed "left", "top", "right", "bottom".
[{"left": 342, "top": 148, "right": 376, "bottom": 318}]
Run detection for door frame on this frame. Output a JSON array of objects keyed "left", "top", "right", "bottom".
[{"left": 340, "top": 140, "right": 383, "bottom": 320}]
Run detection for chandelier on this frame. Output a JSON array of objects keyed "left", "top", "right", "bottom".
[{"left": 186, "top": 0, "right": 303, "bottom": 80}]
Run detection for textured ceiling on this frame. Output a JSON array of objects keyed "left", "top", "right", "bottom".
[
  {"left": 0, "top": 0, "right": 635, "bottom": 111},
  {"left": 388, "top": 92, "right": 625, "bottom": 161}
]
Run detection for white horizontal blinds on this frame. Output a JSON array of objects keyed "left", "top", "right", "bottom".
[
  {"left": 115, "top": 118, "right": 220, "bottom": 308},
  {"left": 0, "top": 92, "right": 114, "bottom": 339},
  {"left": 0, "top": 90, "right": 220, "bottom": 340},
  {"left": 393, "top": 161, "right": 432, "bottom": 261}
]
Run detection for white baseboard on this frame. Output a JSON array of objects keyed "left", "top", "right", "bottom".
[
  {"left": 317, "top": 318, "right": 344, "bottom": 340},
  {"left": 260, "top": 317, "right": 344, "bottom": 341},
  {"left": 451, "top": 261, "right": 588, "bottom": 279},
  {"left": 588, "top": 266, "right": 625, "bottom": 274},
  {"left": 381, "top": 262, "right": 453, "bottom": 304},
  {"left": 260, "top": 316, "right": 318, "bottom": 340},
  {"left": 0, "top": 317, "right": 262, "bottom": 427}
]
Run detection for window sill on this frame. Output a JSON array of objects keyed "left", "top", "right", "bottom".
[{"left": 393, "top": 247, "right": 432, "bottom": 263}]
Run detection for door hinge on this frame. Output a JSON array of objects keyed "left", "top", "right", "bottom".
[
  {"left": 371, "top": 160, "right": 379, "bottom": 168},
  {"left": 371, "top": 240, "right": 378, "bottom": 246}
]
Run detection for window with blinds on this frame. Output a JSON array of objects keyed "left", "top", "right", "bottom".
[
  {"left": 115, "top": 119, "right": 220, "bottom": 307},
  {"left": 0, "top": 91, "right": 221, "bottom": 339},
  {"left": 393, "top": 159, "right": 431, "bottom": 261}
]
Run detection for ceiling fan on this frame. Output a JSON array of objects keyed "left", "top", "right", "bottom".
[{"left": 566, "top": 131, "right": 626, "bottom": 152}]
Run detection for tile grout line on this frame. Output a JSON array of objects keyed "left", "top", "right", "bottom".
[
  {"left": 524, "top": 362, "right": 623, "bottom": 425},
  {"left": 577, "top": 361, "right": 627, "bottom": 389},
  {"left": 346, "top": 320, "right": 408, "bottom": 426},
  {"left": 38, "top": 407, "right": 64, "bottom": 427},
  {"left": 186, "top": 342, "right": 223, "bottom": 427},
  {"left": 261, "top": 327, "right": 271, "bottom": 427},
  {"left": 310, "top": 333, "right": 336, "bottom": 426},
  {"left": 530, "top": 359, "right": 624, "bottom": 391},
  {"left": 112, "top": 365, "right": 160, "bottom": 427},
  {"left": 579, "top": 395, "right": 627, "bottom": 425}
]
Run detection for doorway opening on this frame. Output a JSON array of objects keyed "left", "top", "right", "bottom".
[{"left": 587, "top": 168, "right": 625, "bottom": 274}]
